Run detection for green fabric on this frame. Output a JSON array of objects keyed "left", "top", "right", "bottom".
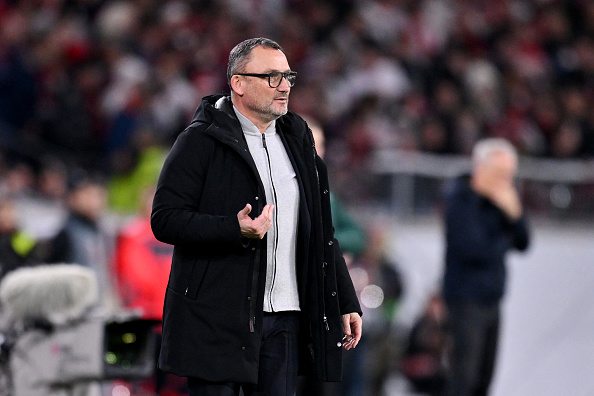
[
  {"left": 108, "top": 146, "right": 167, "bottom": 214},
  {"left": 330, "top": 192, "right": 366, "bottom": 256},
  {"left": 11, "top": 230, "right": 36, "bottom": 257}
]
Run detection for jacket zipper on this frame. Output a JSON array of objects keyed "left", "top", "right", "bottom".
[
  {"left": 309, "top": 130, "right": 330, "bottom": 332},
  {"left": 184, "top": 261, "right": 197, "bottom": 296},
  {"left": 249, "top": 247, "right": 260, "bottom": 332},
  {"left": 322, "top": 261, "right": 329, "bottom": 331}
]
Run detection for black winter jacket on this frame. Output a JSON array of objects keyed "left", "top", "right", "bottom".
[{"left": 151, "top": 95, "right": 361, "bottom": 383}]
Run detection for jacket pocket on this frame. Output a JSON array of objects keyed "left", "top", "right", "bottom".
[{"left": 173, "top": 258, "right": 210, "bottom": 300}]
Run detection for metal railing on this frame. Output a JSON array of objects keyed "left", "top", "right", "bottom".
[{"left": 369, "top": 149, "right": 594, "bottom": 219}]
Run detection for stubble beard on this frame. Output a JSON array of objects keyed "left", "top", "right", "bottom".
[{"left": 250, "top": 97, "right": 289, "bottom": 122}]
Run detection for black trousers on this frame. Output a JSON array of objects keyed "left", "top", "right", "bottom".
[
  {"left": 188, "top": 312, "right": 300, "bottom": 396},
  {"left": 443, "top": 300, "right": 500, "bottom": 396}
]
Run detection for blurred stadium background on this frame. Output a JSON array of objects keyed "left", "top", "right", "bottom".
[{"left": 1, "top": 1, "right": 593, "bottom": 395}]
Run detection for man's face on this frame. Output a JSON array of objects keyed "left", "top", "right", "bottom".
[
  {"left": 476, "top": 151, "right": 517, "bottom": 194},
  {"left": 69, "top": 184, "right": 107, "bottom": 221},
  {"left": 0, "top": 201, "right": 17, "bottom": 233},
  {"left": 233, "top": 46, "right": 292, "bottom": 124}
]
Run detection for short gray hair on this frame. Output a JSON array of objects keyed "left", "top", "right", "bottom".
[
  {"left": 227, "top": 38, "right": 284, "bottom": 87},
  {"left": 472, "top": 138, "right": 518, "bottom": 168}
]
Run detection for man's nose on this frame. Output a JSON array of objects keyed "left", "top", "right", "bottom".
[{"left": 277, "top": 76, "right": 291, "bottom": 91}]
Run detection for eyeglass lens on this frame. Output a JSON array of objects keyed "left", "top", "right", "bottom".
[{"left": 270, "top": 72, "right": 296, "bottom": 88}]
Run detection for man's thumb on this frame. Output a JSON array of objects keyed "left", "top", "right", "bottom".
[{"left": 238, "top": 203, "right": 252, "bottom": 218}]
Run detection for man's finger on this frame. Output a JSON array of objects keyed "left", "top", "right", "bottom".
[
  {"left": 263, "top": 204, "right": 274, "bottom": 220},
  {"left": 352, "top": 317, "right": 362, "bottom": 347},
  {"left": 341, "top": 313, "right": 362, "bottom": 350},
  {"left": 342, "top": 315, "right": 351, "bottom": 336}
]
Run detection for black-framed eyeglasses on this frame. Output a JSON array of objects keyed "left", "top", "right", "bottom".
[{"left": 235, "top": 71, "right": 298, "bottom": 88}]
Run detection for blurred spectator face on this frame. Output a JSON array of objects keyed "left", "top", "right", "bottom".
[
  {"left": 38, "top": 167, "right": 67, "bottom": 200},
  {"left": 5, "top": 164, "right": 35, "bottom": 195},
  {"left": 0, "top": 199, "right": 18, "bottom": 234},
  {"left": 561, "top": 88, "right": 587, "bottom": 119},
  {"left": 231, "top": 46, "right": 292, "bottom": 125},
  {"left": 421, "top": 120, "right": 447, "bottom": 152},
  {"left": 68, "top": 183, "right": 108, "bottom": 222},
  {"left": 308, "top": 121, "right": 326, "bottom": 159},
  {"left": 435, "top": 80, "right": 460, "bottom": 113},
  {"left": 474, "top": 150, "right": 517, "bottom": 196},
  {"left": 552, "top": 122, "right": 582, "bottom": 158}
]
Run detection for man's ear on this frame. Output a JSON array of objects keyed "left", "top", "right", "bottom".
[{"left": 230, "top": 75, "right": 244, "bottom": 96}]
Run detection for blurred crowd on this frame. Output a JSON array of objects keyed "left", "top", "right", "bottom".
[
  {"left": 0, "top": 0, "right": 593, "bottom": 394},
  {"left": 2, "top": 0, "right": 594, "bottom": 205}
]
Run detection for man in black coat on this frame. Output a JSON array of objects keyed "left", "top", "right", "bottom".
[
  {"left": 442, "top": 138, "right": 530, "bottom": 396},
  {"left": 151, "top": 37, "right": 362, "bottom": 396}
]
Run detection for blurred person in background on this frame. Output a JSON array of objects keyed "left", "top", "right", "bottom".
[
  {"left": 107, "top": 128, "right": 168, "bottom": 215},
  {"left": 114, "top": 185, "right": 183, "bottom": 395},
  {"left": 300, "top": 115, "right": 406, "bottom": 396},
  {"left": 298, "top": 117, "right": 367, "bottom": 396},
  {"left": 349, "top": 224, "right": 404, "bottom": 396},
  {"left": 441, "top": 138, "right": 530, "bottom": 396},
  {"left": 400, "top": 293, "right": 450, "bottom": 396},
  {"left": 0, "top": 195, "right": 42, "bottom": 281},
  {"left": 151, "top": 37, "right": 362, "bottom": 396},
  {"left": 115, "top": 185, "right": 171, "bottom": 321},
  {"left": 47, "top": 170, "right": 117, "bottom": 310},
  {"left": 306, "top": 116, "right": 367, "bottom": 263}
]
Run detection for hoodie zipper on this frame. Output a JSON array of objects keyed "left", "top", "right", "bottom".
[{"left": 262, "top": 133, "right": 280, "bottom": 311}]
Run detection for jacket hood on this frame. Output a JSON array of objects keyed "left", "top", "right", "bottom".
[
  {"left": 189, "top": 94, "right": 309, "bottom": 141},
  {"left": 190, "top": 94, "right": 237, "bottom": 127}
]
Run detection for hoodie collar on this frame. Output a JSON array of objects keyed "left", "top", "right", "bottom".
[{"left": 233, "top": 105, "right": 277, "bottom": 138}]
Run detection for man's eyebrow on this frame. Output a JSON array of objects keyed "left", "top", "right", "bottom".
[{"left": 264, "top": 69, "right": 292, "bottom": 73}]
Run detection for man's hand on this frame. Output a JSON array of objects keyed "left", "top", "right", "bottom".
[
  {"left": 341, "top": 312, "right": 362, "bottom": 350},
  {"left": 489, "top": 186, "right": 522, "bottom": 221},
  {"left": 238, "top": 203, "right": 274, "bottom": 239}
]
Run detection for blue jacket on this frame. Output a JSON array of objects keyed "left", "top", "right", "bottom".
[{"left": 442, "top": 175, "right": 530, "bottom": 304}]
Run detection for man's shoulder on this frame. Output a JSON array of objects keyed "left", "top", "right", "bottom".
[
  {"left": 183, "top": 119, "right": 211, "bottom": 135},
  {"left": 445, "top": 175, "right": 475, "bottom": 202},
  {"left": 175, "top": 117, "right": 216, "bottom": 147}
]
